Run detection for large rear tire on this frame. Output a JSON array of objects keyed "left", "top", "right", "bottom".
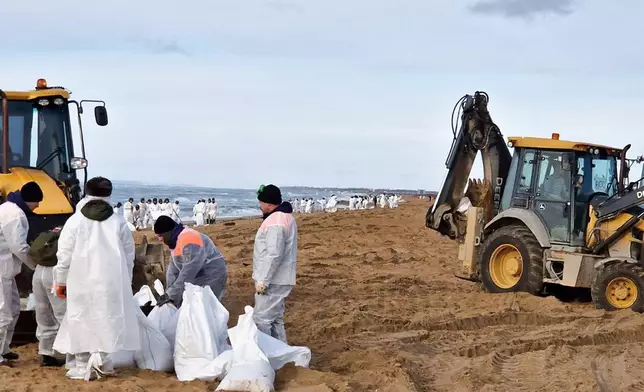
[
  {"left": 591, "top": 262, "right": 644, "bottom": 312},
  {"left": 478, "top": 224, "right": 544, "bottom": 294}
]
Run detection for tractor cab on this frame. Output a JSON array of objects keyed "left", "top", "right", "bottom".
[
  {"left": 500, "top": 133, "right": 621, "bottom": 248},
  {"left": 0, "top": 78, "right": 108, "bottom": 239}
]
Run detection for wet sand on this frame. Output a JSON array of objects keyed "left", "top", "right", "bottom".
[{"left": 4, "top": 199, "right": 644, "bottom": 391}]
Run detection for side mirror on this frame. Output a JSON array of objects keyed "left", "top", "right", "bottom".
[
  {"left": 94, "top": 106, "right": 108, "bottom": 126},
  {"left": 70, "top": 157, "right": 88, "bottom": 170}
]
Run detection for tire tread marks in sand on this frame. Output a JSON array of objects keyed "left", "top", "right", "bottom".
[
  {"left": 420, "top": 311, "right": 577, "bottom": 332},
  {"left": 456, "top": 326, "right": 644, "bottom": 358},
  {"left": 488, "top": 347, "right": 561, "bottom": 391},
  {"left": 591, "top": 262, "right": 644, "bottom": 312},
  {"left": 478, "top": 224, "right": 544, "bottom": 295}
]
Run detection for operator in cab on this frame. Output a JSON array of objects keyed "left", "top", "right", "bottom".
[
  {"left": 0, "top": 182, "right": 43, "bottom": 367},
  {"left": 153, "top": 215, "right": 227, "bottom": 307}
]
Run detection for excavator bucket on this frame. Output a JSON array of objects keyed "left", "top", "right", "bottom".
[
  {"left": 11, "top": 236, "right": 172, "bottom": 347},
  {"left": 465, "top": 178, "right": 493, "bottom": 223}
]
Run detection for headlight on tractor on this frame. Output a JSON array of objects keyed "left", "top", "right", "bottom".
[{"left": 70, "top": 157, "right": 88, "bottom": 170}]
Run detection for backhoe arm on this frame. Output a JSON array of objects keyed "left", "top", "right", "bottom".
[{"left": 426, "top": 92, "right": 512, "bottom": 241}]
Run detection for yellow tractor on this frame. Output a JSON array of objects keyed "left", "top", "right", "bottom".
[{"left": 427, "top": 91, "right": 644, "bottom": 311}]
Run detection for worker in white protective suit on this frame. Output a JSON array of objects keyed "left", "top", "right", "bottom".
[
  {"left": 379, "top": 194, "right": 387, "bottom": 208},
  {"left": 113, "top": 202, "right": 122, "bottom": 216},
  {"left": 123, "top": 198, "right": 134, "bottom": 225},
  {"left": 150, "top": 198, "right": 161, "bottom": 225},
  {"left": 317, "top": 198, "right": 326, "bottom": 212},
  {"left": 28, "top": 225, "right": 67, "bottom": 367},
  {"left": 349, "top": 196, "right": 356, "bottom": 211},
  {"left": 133, "top": 205, "right": 142, "bottom": 229},
  {"left": 253, "top": 184, "right": 297, "bottom": 343},
  {"left": 292, "top": 199, "right": 300, "bottom": 213},
  {"left": 193, "top": 200, "right": 205, "bottom": 226},
  {"left": 160, "top": 199, "right": 171, "bottom": 217},
  {"left": 154, "top": 216, "right": 227, "bottom": 306},
  {"left": 0, "top": 182, "right": 42, "bottom": 367},
  {"left": 171, "top": 200, "right": 181, "bottom": 223},
  {"left": 53, "top": 177, "right": 140, "bottom": 380},
  {"left": 304, "top": 198, "right": 312, "bottom": 214},
  {"left": 326, "top": 195, "right": 338, "bottom": 213},
  {"left": 137, "top": 198, "right": 148, "bottom": 229}
]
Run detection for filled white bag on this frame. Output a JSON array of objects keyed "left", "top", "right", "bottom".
[
  {"left": 148, "top": 303, "right": 179, "bottom": 350},
  {"left": 217, "top": 306, "right": 275, "bottom": 392},
  {"left": 147, "top": 279, "right": 179, "bottom": 349},
  {"left": 133, "top": 308, "right": 174, "bottom": 372},
  {"left": 134, "top": 285, "right": 157, "bottom": 306},
  {"left": 175, "top": 283, "right": 230, "bottom": 382},
  {"left": 109, "top": 350, "right": 136, "bottom": 368}
]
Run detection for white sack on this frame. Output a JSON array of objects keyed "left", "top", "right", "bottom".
[
  {"left": 108, "top": 350, "right": 136, "bottom": 368},
  {"left": 147, "top": 303, "right": 179, "bottom": 349},
  {"left": 217, "top": 306, "right": 275, "bottom": 392},
  {"left": 133, "top": 308, "right": 174, "bottom": 372},
  {"left": 175, "top": 283, "right": 230, "bottom": 382},
  {"left": 256, "top": 331, "right": 311, "bottom": 370},
  {"left": 134, "top": 285, "right": 157, "bottom": 306}
]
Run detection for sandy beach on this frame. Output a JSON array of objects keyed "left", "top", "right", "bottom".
[{"left": 4, "top": 198, "right": 644, "bottom": 391}]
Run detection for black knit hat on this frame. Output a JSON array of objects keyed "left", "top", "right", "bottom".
[
  {"left": 20, "top": 182, "right": 44, "bottom": 202},
  {"left": 154, "top": 215, "right": 177, "bottom": 234},
  {"left": 85, "top": 176, "right": 112, "bottom": 197},
  {"left": 257, "top": 184, "right": 282, "bottom": 205}
]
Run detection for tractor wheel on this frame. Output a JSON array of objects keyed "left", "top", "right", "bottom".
[
  {"left": 478, "top": 224, "right": 544, "bottom": 294},
  {"left": 591, "top": 262, "right": 644, "bottom": 312}
]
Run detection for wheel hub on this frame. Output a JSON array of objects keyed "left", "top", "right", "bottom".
[
  {"left": 606, "top": 277, "right": 638, "bottom": 309},
  {"left": 504, "top": 258, "right": 520, "bottom": 276},
  {"left": 489, "top": 244, "right": 523, "bottom": 289}
]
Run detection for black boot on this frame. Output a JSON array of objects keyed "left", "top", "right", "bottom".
[
  {"left": 40, "top": 355, "right": 65, "bottom": 367},
  {"left": 2, "top": 352, "right": 18, "bottom": 360}
]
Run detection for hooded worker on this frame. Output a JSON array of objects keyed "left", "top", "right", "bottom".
[
  {"left": 53, "top": 177, "right": 140, "bottom": 380},
  {"left": 123, "top": 198, "right": 134, "bottom": 225},
  {"left": 137, "top": 198, "right": 148, "bottom": 229},
  {"left": 171, "top": 200, "right": 181, "bottom": 223},
  {"left": 154, "top": 215, "right": 227, "bottom": 307},
  {"left": 193, "top": 199, "right": 205, "bottom": 226},
  {"left": 253, "top": 184, "right": 297, "bottom": 343},
  {"left": 0, "top": 182, "right": 41, "bottom": 367}
]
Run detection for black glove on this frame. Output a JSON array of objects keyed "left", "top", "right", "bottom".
[{"left": 156, "top": 293, "right": 173, "bottom": 307}]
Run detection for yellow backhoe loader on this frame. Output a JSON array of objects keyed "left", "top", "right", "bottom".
[{"left": 427, "top": 91, "right": 644, "bottom": 311}]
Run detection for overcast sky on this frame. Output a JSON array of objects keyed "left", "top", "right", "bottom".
[{"left": 0, "top": 0, "right": 641, "bottom": 190}]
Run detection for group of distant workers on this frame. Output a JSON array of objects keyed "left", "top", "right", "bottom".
[
  {"left": 111, "top": 198, "right": 220, "bottom": 230},
  {"left": 290, "top": 193, "right": 401, "bottom": 214},
  {"left": 0, "top": 180, "right": 297, "bottom": 382}
]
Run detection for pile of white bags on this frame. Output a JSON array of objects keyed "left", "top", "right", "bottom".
[{"left": 111, "top": 281, "right": 312, "bottom": 390}]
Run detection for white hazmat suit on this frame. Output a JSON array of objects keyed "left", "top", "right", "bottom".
[
  {"left": 0, "top": 200, "right": 36, "bottom": 364},
  {"left": 193, "top": 201, "right": 205, "bottom": 226},
  {"left": 253, "top": 205, "right": 297, "bottom": 343},
  {"left": 123, "top": 201, "right": 134, "bottom": 225},
  {"left": 53, "top": 196, "right": 140, "bottom": 380},
  {"left": 32, "top": 264, "right": 66, "bottom": 359}
]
